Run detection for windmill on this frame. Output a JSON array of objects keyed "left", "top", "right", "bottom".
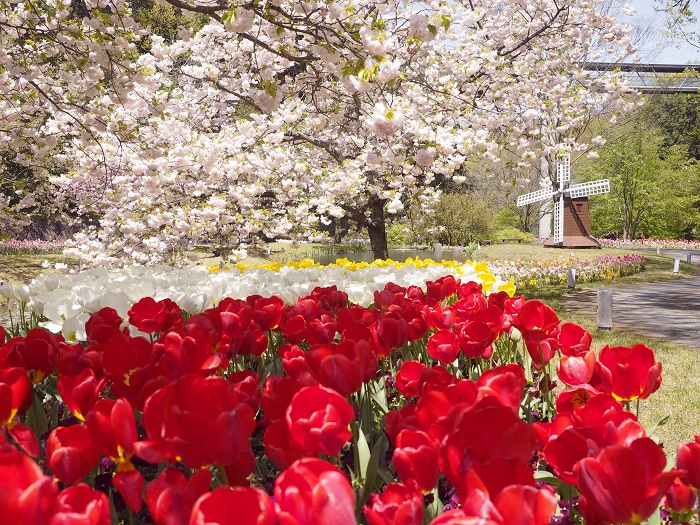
[{"left": 517, "top": 150, "right": 610, "bottom": 248}]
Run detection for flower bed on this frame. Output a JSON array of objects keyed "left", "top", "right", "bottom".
[
  {"left": 489, "top": 254, "right": 645, "bottom": 287},
  {"left": 598, "top": 238, "right": 700, "bottom": 250},
  {"left": 0, "top": 238, "right": 65, "bottom": 255},
  {"left": 0, "top": 263, "right": 697, "bottom": 525},
  {"left": 1, "top": 258, "right": 511, "bottom": 340}
]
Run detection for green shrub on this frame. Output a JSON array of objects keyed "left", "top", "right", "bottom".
[
  {"left": 493, "top": 226, "right": 536, "bottom": 242},
  {"left": 432, "top": 193, "right": 495, "bottom": 246},
  {"left": 386, "top": 224, "right": 413, "bottom": 248}
]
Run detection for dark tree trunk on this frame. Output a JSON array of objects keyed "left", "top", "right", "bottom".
[{"left": 367, "top": 197, "right": 388, "bottom": 260}]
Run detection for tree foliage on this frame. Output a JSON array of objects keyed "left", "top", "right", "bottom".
[
  {"left": 431, "top": 193, "right": 495, "bottom": 246},
  {"left": 0, "top": 0, "right": 639, "bottom": 265},
  {"left": 580, "top": 123, "right": 700, "bottom": 240}
]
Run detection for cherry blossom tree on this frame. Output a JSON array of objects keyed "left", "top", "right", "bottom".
[{"left": 1, "top": 0, "right": 639, "bottom": 265}]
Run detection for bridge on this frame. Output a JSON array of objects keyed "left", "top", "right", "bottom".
[{"left": 582, "top": 62, "right": 700, "bottom": 94}]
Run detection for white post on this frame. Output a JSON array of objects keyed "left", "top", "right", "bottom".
[
  {"left": 597, "top": 289, "right": 613, "bottom": 331},
  {"left": 566, "top": 268, "right": 576, "bottom": 289},
  {"left": 674, "top": 259, "right": 680, "bottom": 273},
  {"left": 687, "top": 253, "right": 692, "bottom": 264},
  {"left": 656, "top": 247, "right": 660, "bottom": 255}
]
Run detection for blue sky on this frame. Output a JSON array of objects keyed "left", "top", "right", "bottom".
[{"left": 622, "top": 0, "right": 700, "bottom": 64}]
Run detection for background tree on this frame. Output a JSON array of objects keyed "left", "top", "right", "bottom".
[
  {"left": 644, "top": 93, "right": 700, "bottom": 160},
  {"left": 431, "top": 193, "right": 494, "bottom": 247},
  {"left": 655, "top": 0, "right": 699, "bottom": 51},
  {"left": 580, "top": 123, "right": 700, "bottom": 240},
  {"left": 1, "top": 0, "right": 638, "bottom": 265}
]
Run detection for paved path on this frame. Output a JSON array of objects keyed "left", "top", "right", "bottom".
[{"left": 559, "top": 250, "right": 700, "bottom": 351}]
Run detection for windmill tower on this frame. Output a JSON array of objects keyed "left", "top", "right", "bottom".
[{"left": 517, "top": 150, "right": 610, "bottom": 248}]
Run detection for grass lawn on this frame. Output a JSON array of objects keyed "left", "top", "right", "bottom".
[
  {"left": 0, "top": 253, "right": 76, "bottom": 284},
  {"left": 2, "top": 242, "right": 699, "bottom": 448}
]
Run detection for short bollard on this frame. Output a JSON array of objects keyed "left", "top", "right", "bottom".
[
  {"left": 674, "top": 259, "right": 680, "bottom": 274},
  {"left": 597, "top": 289, "right": 612, "bottom": 331},
  {"left": 656, "top": 247, "right": 661, "bottom": 255},
  {"left": 566, "top": 268, "right": 576, "bottom": 289},
  {"left": 687, "top": 253, "right": 693, "bottom": 264}
]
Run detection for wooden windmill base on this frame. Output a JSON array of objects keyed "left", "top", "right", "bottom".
[{"left": 544, "top": 197, "right": 602, "bottom": 249}]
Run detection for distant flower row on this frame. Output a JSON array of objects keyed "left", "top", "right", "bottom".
[
  {"left": 0, "top": 238, "right": 64, "bottom": 254},
  {"left": 489, "top": 254, "right": 645, "bottom": 287},
  {"left": 597, "top": 238, "right": 700, "bottom": 249}
]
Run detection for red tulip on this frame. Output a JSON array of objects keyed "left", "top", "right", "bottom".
[
  {"left": 306, "top": 314, "right": 337, "bottom": 345},
  {"left": 364, "top": 480, "right": 423, "bottom": 525},
  {"left": 426, "top": 276, "right": 458, "bottom": 302},
  {"left": 392, "top": 429, "right": 440, "bottom": 493},
  {"left": 274, "top": 458, "right": 355, "bottom": 525},
  {"left": 46, "top": 425, "right": 102, "bottom": 485},
  {"left": 85, "top": 397, "right": 145, "bottom": 511},
  {"left": 539, "top": 393, "right": 646, "bottom": 486},
  {"left": 510, "top": 300, "right": 560, "bottom": 369},
  {"left": 454, "top": 484, "right": 557, "bottom": 525},
  {"left": 557, "top": 323, "right": 592, "bottom": 356},
  {"left": 250, "top": 295, "right": 285, "bottom": 331},
  {"left": 309, "top": 285, "right": 348, "bottom": 311},
  {"left": 336, "top": 305, "right": 378, "bottom": 332},
  {"left": 475, "top": 364, "right": 527, "bottom": 414},
  {"left": 51, "top": 483, "right": 110, "bottom": 525},
  {"left": 488, "top": 485, "right": 557, "bottom": 525},
  {"left": 424, "top": 302, "right": 456, "bottom": 330},
  {"left": 84, "top": 307, "right": 124, "bottom": 345},
  {"left": 281, "top": 314, "right": 307, "bottom": 345},
  {"left": 156, "top": 330, "right": 229, "bottom": 378},
  {"left": 376, "top": 310, "right": 409, "bottom": 350},
  {"left": 577, "top": 438, "right": 678, "bottom": 525},
  {"left": 263, "top": 418, "right": 312, "bottom": 470},
  {"left": 137, "top": 375, "right": 256, "bottom": 470},
  {"left": 417, "top": 365, "right": 457, "bottom": 396},
  {"left": 427, "top": 329, "right": 460, "bottom": 364},
  {"left": 0, "top": 328, "right": 60, "bottom": 383},
  {"left": 0, "top": 366, "right": 31, "bottom": 426},
  {"left": 101, "top": 331, "right": 166, "bottom": 410},
  {"left": 128, "top": 297, "right": 182, "bottom": 334},
  {"left": 676, "top": 435, "right": 700, "bottom": 489},
  {"left": 305, "top": 339, "right": 373, "bottom": 397},
  {"left": 384, "top": 403, "right": 419, "bottom": 443},
  {"left": 86, "top": 398, "right": 139, "bottom": 471},
  {"left": 557, "top": 350, "right": 596, "bottom": 387},
  {"left": 0, "top": 444, "right": 57, "bottom": 524},
  {"left": 595, "top": 344, "right": 662, "bottom": 401},
  {"left": 57, "top": 368, "right": 105, "bottom": 421},
  {"left": 454, "top": 282, "right": 487, "bottom": 313},
  {"left": 395, "top": 360, "right": 426, "bottom": 398},
  {"left": 286, "top": 385, "right": 353, "bottom": 457},
  {"left": 440, "top": 398, "right": 536, "bottom": 500},
  {"left": 430, "top": 509, "right": 498, "bottom": 525},
  {"left": 260, "top": 375, "right": 302, "bottom": 423},
  {"left": 146, "top": 468, "right": 212, "bottom": 525},
  {"left": 113, "top": 469, "right": 145, "bottom": 513},
  {"left": 662, "top": 477, "right": 698, "bottom": 517},
  {"left": 234, "top": 328, "right": 268, "bottom": 357},
  {"left": 189, "top": 486, "right": 275, "bottom": 525},
  {"left": 278, "top": 344, "right": 314, "bottom": 384},
  {"left": 456, "top": 307, "right": 502, "bottom": 360},
  {"left": 374, "top": 283, "right": 408, "bottom": 310}
]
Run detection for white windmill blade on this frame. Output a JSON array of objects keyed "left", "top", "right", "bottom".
[
  {"left": 517, "top": 187, "right": 555, "bottom": 207},
  {"left": 567, "top": 179, "right": 610, "bottom": 199},
  {"left": 556, "top": 153, "right": 571, "bottom": 184},
  {"left": 553, "top": 195, "right": 564, "bottom": 244}
]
